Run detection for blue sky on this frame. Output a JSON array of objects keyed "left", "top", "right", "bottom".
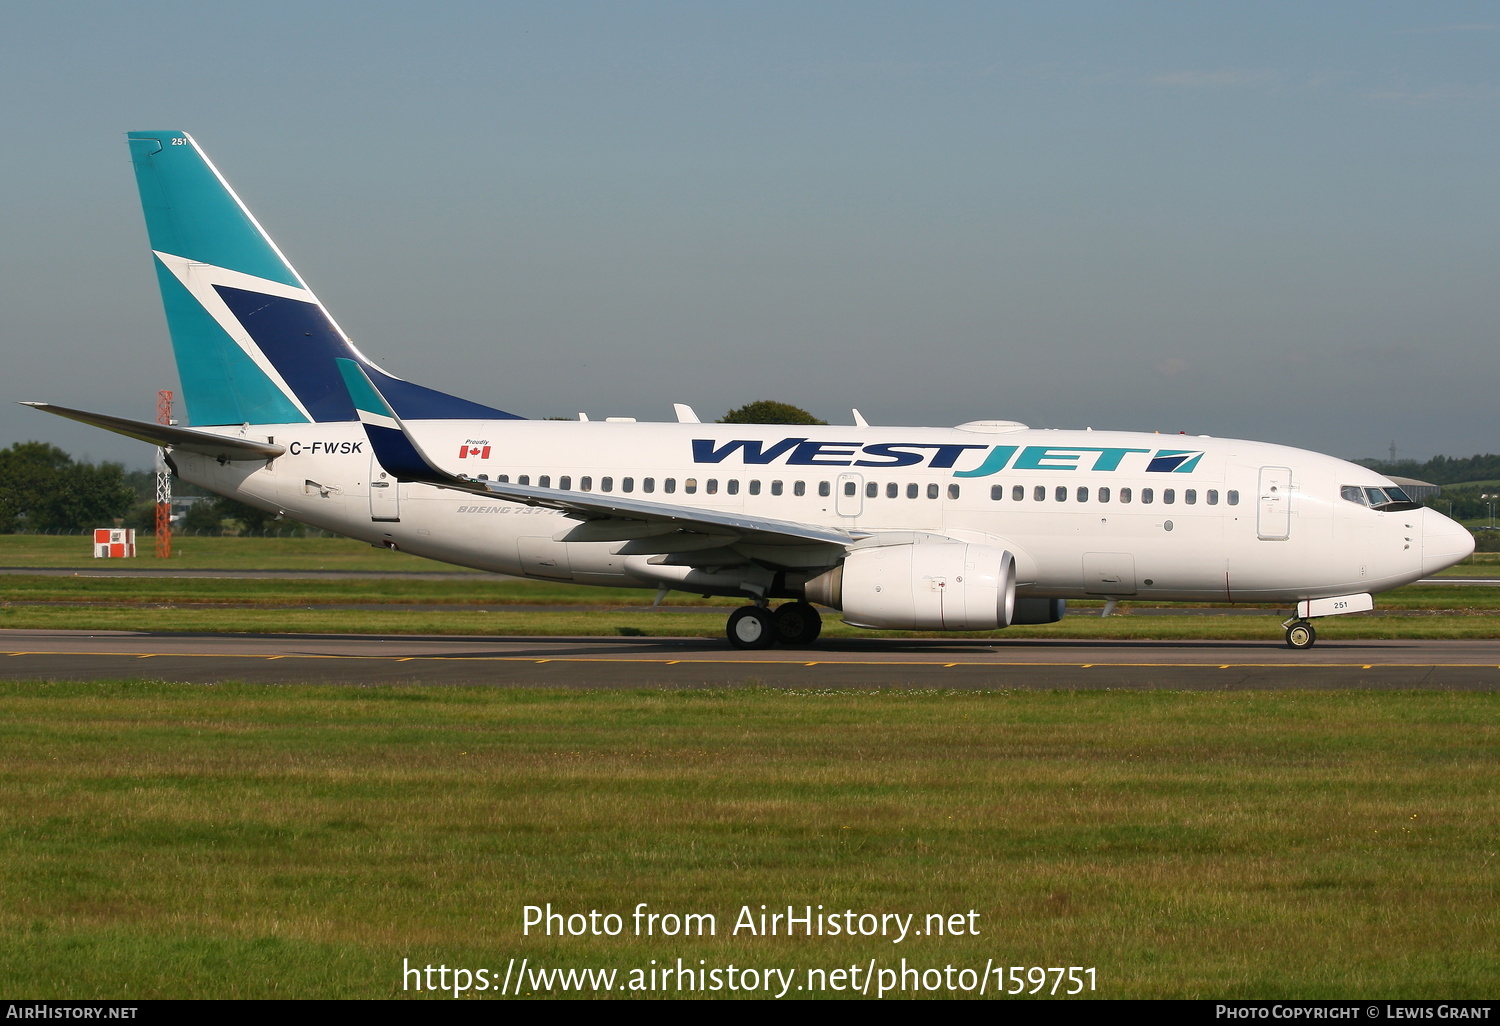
[{"left": 2, "top": 1, "right": 1496, "bottom": 467}]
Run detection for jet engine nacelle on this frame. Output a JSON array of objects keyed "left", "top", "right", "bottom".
[{"left": 806, "top": 541, "right": 1016, "bottom": 631}]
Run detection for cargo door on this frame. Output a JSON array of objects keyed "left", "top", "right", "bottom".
[
  {"left": 1257, "top": 466, "right": 1292, "bottom": 540},
  {"left": 518, "top": 537, "right": 573, "bottom": 580}
]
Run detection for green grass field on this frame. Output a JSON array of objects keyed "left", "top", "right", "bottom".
[
  {"left": 1, "top": 682, "right": 1495, "bottom": 999},
  {"left": 0, "top": 534, "right": 484, "bottom": 572}
]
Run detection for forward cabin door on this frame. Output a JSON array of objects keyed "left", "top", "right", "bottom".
[
  {"left": 1257, "top": 466, "right": 1291, "bottom": 540},
  {"left": 369, "top": 452, "right": 400, "bottom": 522}
]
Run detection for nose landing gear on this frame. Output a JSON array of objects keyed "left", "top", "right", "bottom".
[
  {"left": 1283, "top": 618, "right": 1317, "bottom": 649},
  {"left": 726, "top": 602, "right": 823, "bottom": 649}
]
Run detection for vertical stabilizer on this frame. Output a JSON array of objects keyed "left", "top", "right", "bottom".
[{"left": 127, "top": 131, "right": 519, "bottom": 426}]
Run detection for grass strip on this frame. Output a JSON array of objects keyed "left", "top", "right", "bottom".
[{"left": 0, "top": 682, "right": 1494, "bottom": 998}]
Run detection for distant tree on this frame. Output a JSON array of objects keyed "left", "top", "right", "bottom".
[
  {"left": 718, "top": 401, "right": 826, "bottom": 425},
  {"left": 179, "top": 495, "right": 282, "bottom": 536},
  {"left": 181, "top": 498, "right": 227, "bottom": 535},
  {"left": 0, "top": 442, "right": 133, "bottom": 532},
  {"left": 32, "top": 462, "right": 135, "bottom": 532},
  {"left": 0, "top": 442, "right": 72, "bottom": 532},
  {"left": 214, "top": 497, "right": 278, "bottom": 535},
  {"left": 1357, "top": 453, "right": 1500, "bottom": 487}
]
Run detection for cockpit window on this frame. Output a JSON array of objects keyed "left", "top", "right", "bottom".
[{"left": 1346, "top": 483, "right": 1421, "bottom": 512}]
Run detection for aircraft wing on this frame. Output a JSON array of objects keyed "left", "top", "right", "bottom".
[
  {"left": 20, "top": 402, "right": 285, "bottom": 461},
  {"left": 335, "top": 360, "right": 862, "bottom": 552}
]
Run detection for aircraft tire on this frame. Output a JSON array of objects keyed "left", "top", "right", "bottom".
[
  {"left": 1284, "top": 621, "right": 1316, "bottom": 649},
  {"left": 727, "top": 606, "right": 776, "bottom": 650},
  {"left": 772, "top": 602, "right": 822, "bottom": 647}
]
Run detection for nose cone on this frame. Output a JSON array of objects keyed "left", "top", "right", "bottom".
[{"left": 1421, "top": 507, "right": 1475, "bottom": 575}]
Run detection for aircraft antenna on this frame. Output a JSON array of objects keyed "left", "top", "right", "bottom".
[{"left": 155, "top": 390, "right": 173, "bottom": 559}]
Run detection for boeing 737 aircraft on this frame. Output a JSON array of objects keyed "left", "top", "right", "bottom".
[{"left": 26, "top": 132, "right": 1476, "bottom": 649}]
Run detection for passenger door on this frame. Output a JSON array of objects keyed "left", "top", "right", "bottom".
[
  {"left": 1257, "top": 466, "right": 1291, "bottom": 540},
  {"left": 369, "top": 452, "right": 400, "bottom": 522}
]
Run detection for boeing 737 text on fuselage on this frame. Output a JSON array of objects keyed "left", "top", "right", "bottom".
[{"left": 25, "top": 132, "right": 1475, "bottom": 650}]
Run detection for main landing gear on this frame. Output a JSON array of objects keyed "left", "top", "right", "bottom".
[
  {"left": 726, "top": 602, "right": 823, "bottom": 650},
  {"left": 1283, "top": 618, "right": 1317, "bottom": 650}
]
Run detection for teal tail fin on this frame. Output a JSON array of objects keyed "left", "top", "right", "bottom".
[{"left": 127, "top": 131, "right": 519, "bottom": 426}]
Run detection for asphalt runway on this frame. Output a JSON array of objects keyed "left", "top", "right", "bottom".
[{"left": 4, "top": 629, "right": 1499, "bottom": 689}]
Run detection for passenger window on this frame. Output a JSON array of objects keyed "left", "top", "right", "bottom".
[
  {"left": 928, "top": 483, "right": 940, "bottom": 499},
  {"left": 1013, "top": 485, "right": 1024, "bottom": 501},
  {"left": 1141, "top": 487, "right": 1153, "bottom": 504},
  {"left": 1034, "top": 485, "right": 1046, "bottom": 501},
  {"left": 907, "top": 483, "right": 919, "bottom": 499},
  {"left": 1163, "top": 488, "right": 1174, "bottom": 504},
  {"left": 1098, "top": 486, "right": 1110, "bottom": 503},
  {"left": 1227, "top": 490, "right": 1239, "bottom": 505},
  {"left": 1120, "top": 487, "right": 1132, "bottom": 503},
  {"left": 538, "top": 475, "right": 550, "bottom": 488},
  {"left": 706, "top": 479, "right": 718, "bottom": 495},
  {"left": 664, "top": 478, "right": 676, "bottom": 494},
  {"left": 948, "top": 484, "right": 960, "bottom": 500},
  {"left": 641, "top": 477, "right": 652, "bottom": 493},
  {"left": 601, "top": 477, "right": 613, "bottom": 492},
  {"left": 558, "top": 475, "right": 570, "bottom": 489},
  {"left": 819, "top": 481, "right": 831, "bottom": 497},
  {"left": 886, "top": 482, "right": 898, "bottom": 499},
  {"left": 866, "top": 482, "right": 878, "bottom": 498},
  {"left": 751, "top": 481, "right": 762, "bottom": 495},
  {"left": 1185, "top": 489, "right": 1196, "bottom": 504},
  {"left": 622, "top": 477, "right": 633, "bottom": 493},
  {"left": 684, "top": 478, "right": 697, "bottom": 494},
  {"left": 581, "top": 476, "right": 592, "bottom": 492},
  {"left": 991, "top": 485, "right": 1003, "bottom": 501},
  {"left": 1077, "top": 486, "right": 1088, "bottom": 503},
  {"left": 794, "top": 481, "right": 806, "bottom": 496},
  {"left": 1207, "top": 489, "right": 1218, "bottom": 505},
  {"left": 771, "top": 481, "right": 783, "bottom": 496},
  {"left": 727, "top": 480, "right": 739, "bottom": 495},
  {"left": 843, "top": 481, "right": 856, "bottom": 496},
  {"left": 518, "top": 475, "right": 530, "bottom": 485},
  {"left": 1055, "top": 485, "right": 1068, "bottom": 502}
]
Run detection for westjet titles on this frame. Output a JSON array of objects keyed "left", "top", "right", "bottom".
[{"left": 691, "top": 438, "right": 1204, "bottom": 475}]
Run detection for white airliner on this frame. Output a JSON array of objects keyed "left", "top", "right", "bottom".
[{"left": 26, "top": 132, "right": 1475, "bottom": 650}]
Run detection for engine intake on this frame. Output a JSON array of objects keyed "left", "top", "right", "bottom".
[{"left": 806, "top": 541, "right": 1016, "bottom": 631}]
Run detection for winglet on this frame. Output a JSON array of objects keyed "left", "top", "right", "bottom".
[{"left": 335, "top": 359, "right": 478, "bottom": 489}]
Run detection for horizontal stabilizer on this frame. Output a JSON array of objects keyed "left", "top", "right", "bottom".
[{"left": 20, "top": 402, "right": 284, "bottom": 461}]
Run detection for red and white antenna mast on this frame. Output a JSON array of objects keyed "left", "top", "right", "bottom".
[{"left": 155, "top": 390, "right": 173, "bottom": 559}]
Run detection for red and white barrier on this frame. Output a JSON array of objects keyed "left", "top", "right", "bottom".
[{"left": 93, "top": 528, "right": 136, "bottom": 558}]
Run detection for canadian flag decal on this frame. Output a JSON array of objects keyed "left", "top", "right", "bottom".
[{"left": 458, "top": 445, "right": 491, "bottom": 459}]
